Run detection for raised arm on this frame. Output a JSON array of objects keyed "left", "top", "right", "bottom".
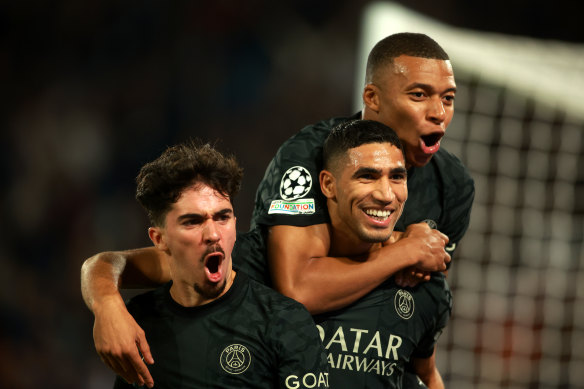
[
  {"left": 267, "top": 222, "right": 449, "bottom": 315},
  {"left": 81, "top": 247, "right": 171, "bottom": 388}
]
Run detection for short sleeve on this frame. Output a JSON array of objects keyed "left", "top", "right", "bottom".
[{"left": 250, "top": 116, "right": 355, "bottom": 229}]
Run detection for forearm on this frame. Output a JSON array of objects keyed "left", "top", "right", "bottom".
[
  {"left": 81, "top": 251, "right": 127, "bottom": 313},
  {"left": 413, "top": 350, "right": 444, "bottom": 389},
  {"left": 420, "top": 367, "right": 444, "bottom": 389},
  {"left": 272, "top": 242, "right": 415, "bottom": 314}
]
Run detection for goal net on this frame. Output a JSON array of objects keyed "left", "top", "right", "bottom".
[{"left": 357, "top": 3, "right": 584, "bottom": 388}]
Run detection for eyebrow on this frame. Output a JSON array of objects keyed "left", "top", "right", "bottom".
[
  {"left": 405, "top": 82, "right": 457, "bottom": 94},
  {"left": 352, "top": 167, "right": 381, "bottom": 179},
  {"left": 391, "top": 166, "right": 408, "bottom": 176},
  {"left": 176, "top": 208, "right": 233, "bottom": 222},
  {"left": 352, "top": 166, "right": 407, "bottom": 179}
]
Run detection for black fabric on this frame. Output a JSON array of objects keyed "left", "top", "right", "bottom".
[
  {"left": 313, "top": 273, "right": 452, "bottom": 388},
  {"left": 113, "top": 273, "right": 329, "bottom": 389}
]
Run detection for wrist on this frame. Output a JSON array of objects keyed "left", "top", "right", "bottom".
[{"left": 91, "top": 293, "right": 126, "bottom": 316}]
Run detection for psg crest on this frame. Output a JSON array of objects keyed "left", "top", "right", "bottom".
[
  {"left": 220, "top": 344, "right": 252, "bottom": 374},
  {"left": 394, "top": 290, "right": 414, "bottom": 320},
  {"left": 279, "top": 166, "right": 312, "bottom": 200}
]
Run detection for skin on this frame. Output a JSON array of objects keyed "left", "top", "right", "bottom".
[
  {"left": 320, "top": 143, "right": 408, "bottom": 256},
  {"left": 363, "top": 55, "right": 456, "bottom": 168},
  {"left": 148, "top": 184, "right": 237, "bottom": 308},
  {"left": 363, "top": 55, "right": 456, "bottom": 169},
  {"left": 80, "top": 54, "right": 454, "bottom": 386}
]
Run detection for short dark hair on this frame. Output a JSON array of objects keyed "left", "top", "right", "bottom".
[
  {"left": 323, "top": 120, "right": 405, "bottom": 171},
  {"left": 365, "top": 32, "right": 449, "bottom": 83},
  {"left": 135, "top": 140, "right": 243, "bottom": 226}
]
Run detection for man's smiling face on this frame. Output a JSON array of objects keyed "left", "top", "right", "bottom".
[{"left": 325, "top": 142, "right": 408, "bottom": 245}]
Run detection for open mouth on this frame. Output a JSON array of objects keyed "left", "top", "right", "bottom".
[
  {"left": 420, "top": 132, "right": 443, "bottom": 154},
  {"left": 206, "top": 254, "right": 221, "bottom": 274},
  {"left": 365, "top": 209, "right": 391, "bottom": 221},
  {"left": 204, "top": 251, "right": 225, "bottom": 282}
]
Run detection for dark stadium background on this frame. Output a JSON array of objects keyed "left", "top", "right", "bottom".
[{"left": 1, "top": 1, "right": 582, "bottom": 388}]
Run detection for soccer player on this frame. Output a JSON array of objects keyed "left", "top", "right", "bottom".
[
  {"left": 81, "top": 32, "right": 474, "bottom": 386},
  {"left": 313, "top": 119, "right": 450, "bottom": 388},
  {"left": 100, "top": 141, "right": 329, "bottom": 388}
]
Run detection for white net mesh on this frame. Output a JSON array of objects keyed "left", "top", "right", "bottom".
[
  {"left": 440, "top": 76, "right": 584, "bottom": 388},
  {"left": 359, "top": 3, "right": 584, "bottom": 388}
]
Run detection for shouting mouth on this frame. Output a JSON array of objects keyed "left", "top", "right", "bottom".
[
  {"left": 420, "top": 132, "right": 443, "bottom": 154},
  {"left": 204, "top": 250, "right": 225, "bottom": 283}
]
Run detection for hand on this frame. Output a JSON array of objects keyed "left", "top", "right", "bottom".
[
  {"left": 402, "top": 222, "right": 451, "bottom": 272},
  {"left": 395, "top": 266, "right": 431, "bottom": 288},
  {"left": 93, "top": 297, "right": 154, "bottom": 388}
]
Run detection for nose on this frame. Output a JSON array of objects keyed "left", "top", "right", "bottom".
[
  {"left": 427, "top": 98, "right": 446, "bottom": 124},
  {"left": 372, "top": 178, "right": 396, "bottom": 204},
  {"left": 202, "top": 220, "right": 221, "bottom": 244}
]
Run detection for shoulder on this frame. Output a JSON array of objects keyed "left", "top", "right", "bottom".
[
  {"left": 125, "top": 286, "right": 167, "bottom": 318},
  {"left": 432, "top": 148, "right": 474, "bottom": 185},
  {"left": 242, "top": 277, "right": 315, "bottom": 328},
  {"left": 276, "top": 115, "right": 356, "bottom": 154},
  {"left": 246, "top": 277, "right": 309, "bottom": 314}
]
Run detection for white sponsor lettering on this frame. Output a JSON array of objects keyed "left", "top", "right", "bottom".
[
  {"left": 268, "top": 199, "right": 315, "bottom": 215},
  {"left": 325, "top": 326, "right": 347, "bottom": 352},
  {"left": 317, "top": 324, "right": 403, "bottom": 378},
  {"left": 350, "top": 328, "right": 368, "bottom": 353},
  {"left": 385, "top": 335, "right": 402, "bottom": 360},
  {"left": 326, "top": 353, "right": 398, "bottom": 376},
  {"left": 285, "top": 372, "right": 329, "bottom": 388}
]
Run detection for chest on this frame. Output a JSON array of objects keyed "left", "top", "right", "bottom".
[
  {"left": 142, "top": 312, "right": 276, "bottom": 389},
  {"left": 313, "top": 287, "right": 436, "bottom": 386}
]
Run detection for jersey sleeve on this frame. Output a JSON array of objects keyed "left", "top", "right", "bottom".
[
  {"left": 250, "top": 116, "right": 352, "bottom": 229},
  {"left": 411, "top": 276, "right": 453, "bottom": 359},
  {"left": 270, "top": 301, "right": 330, "bottom": 389}
]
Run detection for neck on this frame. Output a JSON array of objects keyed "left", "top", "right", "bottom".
[
  {"left": 170, "top": 267, "right": 236, "bottom": 307},
  {"left": 327, "top": 214, "right": 382, "bottom": 258}
]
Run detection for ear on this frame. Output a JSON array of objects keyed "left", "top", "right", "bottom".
[
  {"left": 319, "top": 170, "right": 337, "bottom": 200},
  {"left": 362, "top": 84, "right": 380, "bottom": 112},
  {"left": 148, "top": 226, "right": 168, "bottom": 252}
]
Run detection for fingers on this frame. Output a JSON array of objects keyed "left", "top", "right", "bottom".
[
  {"left": 129, "top": 358, "right": 153, "bottom": 388},
  {"left": 135, "top": 336, "right": 155, "bottom": 388},
  {"left": 395, "top": 268, "right": 430, "bottom": 288},
  {"left": 100, "top": 352, "right": 145, "bottom": 387},
  {"left": 137, "top": 334, "right": 154, "bottom": 365}
]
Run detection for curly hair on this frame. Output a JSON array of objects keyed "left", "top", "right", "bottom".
[
  {"left": 135, "top": 140, "right": 243, "bottom": 226},
  {"left": 365, "top": 32, "right": 449, "bottom": 84}
]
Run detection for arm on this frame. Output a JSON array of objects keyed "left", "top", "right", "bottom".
[
  {"left": 81, "top": 247, "right": 171, "bottom": 388},
  {"left": 267, "top": 222, "right": 449, "bottom": 315},
  {"left": 412, "top": 348, "right": 444, "bottom": 389}
]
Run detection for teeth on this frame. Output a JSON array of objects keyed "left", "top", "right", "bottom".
[{"left": 365, "top": 209, "right": 391, "bottom": 219}]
